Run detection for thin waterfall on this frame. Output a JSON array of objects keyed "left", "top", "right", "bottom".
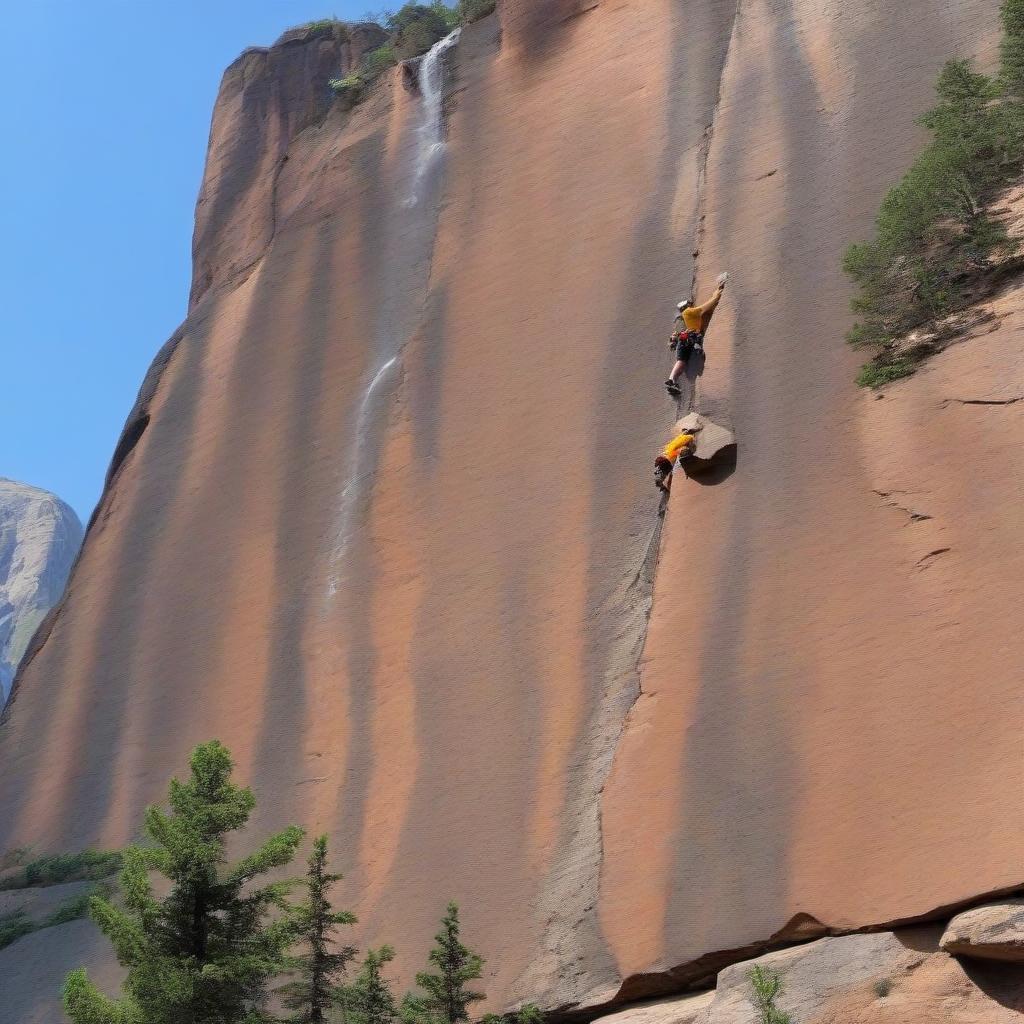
[
  {"left": 325, "top": 28, "right": 462, "bottom": 599},
  {"left": 327, "top": 356, "right": 398, "bottom": 596},
  {"left": 407, "top": 27, "right": 461, "bottom": 207}
]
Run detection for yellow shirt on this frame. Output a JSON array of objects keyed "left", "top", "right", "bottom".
[
  {"left": 680, "top": 285, "right": 724, "bottom": 333},
  {"left": 663, "top": 433, "right": 696, "bottom": 463}
]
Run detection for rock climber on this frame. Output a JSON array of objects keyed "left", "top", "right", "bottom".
[
  {"left": 654, "top": 425, "right": 702, "bottom": 494},
  {"left": 665, "top": 273, "right": 728, "bottom": 395}
]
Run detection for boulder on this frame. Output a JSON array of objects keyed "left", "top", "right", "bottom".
[
  {"left": 706, "top": 927, "right": 1024, "bottom": 1023},
  {"left": 675, "top": 414, "right": 737, "bottom": 470},
  {"left": 594, "top": 992, "right": 714, "bottom": 1024},
  {"left": 941, "top": 898, "right": 1024, "bottom": 962}
]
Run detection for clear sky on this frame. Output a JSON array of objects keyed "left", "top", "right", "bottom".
[{"left": 0, "top": 0, "right": 377, "bottom": 523}]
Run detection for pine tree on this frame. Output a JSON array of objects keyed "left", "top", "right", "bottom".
[
  {"left": 402, "top": 903, "right": 485, "bottom": 1024},
  {"left": 279, "top": 835, "right": 357, "bottom": 1023},
  {"left": 347, "top": 946, "right": 401, "bottom": 1024},
  {"left": 63, "top": 740, "right": 305, "bottom": 1024}
]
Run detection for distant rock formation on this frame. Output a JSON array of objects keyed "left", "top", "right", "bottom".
[{"left": 0, "top": 480, "right": 82, "bottom": 702}]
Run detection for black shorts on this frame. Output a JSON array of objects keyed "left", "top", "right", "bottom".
[
  {"left": 676, "top": 332, "right": 703, "bottom": 359},
  {"left": 654, "top": 456, "right": 673, "bottom": 482}
]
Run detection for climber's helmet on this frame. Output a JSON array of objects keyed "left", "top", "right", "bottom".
[{"left": 677, "top": 300, "right": 692, "bottom": 312}]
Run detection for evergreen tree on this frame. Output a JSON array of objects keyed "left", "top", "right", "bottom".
[
  {"left": 279, "top": 835, "right": 357, "bottom": 1023},
  {"left": 347, "top": 946, "right": 401, "bottom": 1024},
  {"left": 402, "top": 903, "right": 484, "bottom": 1024},
  {"left": 63, "top": 740, "right": 305, "bottom": 1024}
]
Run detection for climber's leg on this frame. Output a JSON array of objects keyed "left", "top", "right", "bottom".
[{"left": 655, "top": 456, "right": 674, "bottom": 494}]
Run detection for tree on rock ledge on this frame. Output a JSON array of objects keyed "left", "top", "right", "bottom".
[{"left": 63, "top": 740, "right": 304, "bottom": 1024}]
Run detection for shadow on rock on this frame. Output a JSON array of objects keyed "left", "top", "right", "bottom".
[
  {"left": 685, "top": 442, "right": 737, "bottom": 486},
  {"left": 684, "top": 347, "right": 707, "bottom": 385}
]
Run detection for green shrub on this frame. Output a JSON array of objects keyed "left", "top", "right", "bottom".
[
  {"left": 10, "top": 850, "right": 123, "bottom": 889},
  {"left": 0, "top": 911, "right": 34, "bottom": 951},
  {"left": 330, "top": 73, "right": 365, "bottom": 95},
  {"left": 874, "top": 978, "right": 893, "bottom": 998},
  {"left": 305, "top": 18, "right": 344, "bottom": 35},
  {"left": 44, "top": 886, "right": 107, "bottom": 928},
  {"left": 457, "top": 0, "right": 496, "bottom": 23},
  {"left": 843, "top": 0, "right": 1024, "bottom": 374},
  {"left": 856, "top": 356, "right": 916, "bottom": 388},
  {"left": 388, "top": 3, "right": 454, "bottom": 59},
  {"left": 331, "top": 43, "right": 399, "bottom": 97},
  {"left": 0, "top": 883, "right": 110, "bottom": 951},
  {"left": 364, "top": 43, "right": 398, "bottom": 77},
  {"left": 748, "top": 965, "right": 792, "bottom": 1024}
]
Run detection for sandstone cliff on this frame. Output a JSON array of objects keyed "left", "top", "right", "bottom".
[
  {"left": 1, "top": 2, "right": 1022, "bottom": 1022},
  {"left": 0, "top": 480, "right": 82, "bottom": 704}
]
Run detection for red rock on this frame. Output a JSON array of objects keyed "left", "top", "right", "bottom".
[{"left": 1, "top": 2, "right": 1021, "bottom": 1020}]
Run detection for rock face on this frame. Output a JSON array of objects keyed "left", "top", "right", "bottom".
[
  {"left": 941, "top": 899, "right": 1024, "bottom": 962},
  {"left": 190, "top": 20, "right": 386, "bottom": 307},
  {"left": 0, "top": 480, "right": 82, "bottom": 704},
  {"left": 1, "top": 0, "right": 1022, "bottom": 1020}
]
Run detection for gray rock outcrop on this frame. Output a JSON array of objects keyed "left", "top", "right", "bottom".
[
  {"left": 676, "top": 413, "right": 737, "bottom": 471},
  {"left": 0, "top": 479, "right": 83, "bottom": 702},
  {"left": 941, "top": 898, "right": 1024, "bottom": 961}
]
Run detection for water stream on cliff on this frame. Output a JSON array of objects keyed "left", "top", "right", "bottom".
[
  {"left": 327, "top": 356, "right": 398, "bottom": 596},
  {"left": 407, "top": 27, "right": 461, "bottom": 207},
  {"left": 326, "top": 29, "right": 461, "bottom": 596}
]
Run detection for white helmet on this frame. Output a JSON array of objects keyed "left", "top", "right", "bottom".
[{"left": 677, "top": 300, "right": 691, "bottom": 311}]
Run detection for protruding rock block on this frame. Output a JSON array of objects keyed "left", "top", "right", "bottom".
[
  {"left": 675, "top": 413, "right": 737, "bottom": 473},
  {"left": 941, "top": 898, "right": 1024, "bottom": 962}
]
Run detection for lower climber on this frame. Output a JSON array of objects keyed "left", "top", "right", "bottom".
[
  {"left": 654, "top": 425, "right": 702, "bottom": 494},
  {"left": 665, "top": 273, "right": 728, "bottom": 395}
]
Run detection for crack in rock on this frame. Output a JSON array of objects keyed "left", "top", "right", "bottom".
[
  {"left": 872, "top": 489, "right": 932, "bottom": 524},
  {"left": 942, "top": 395, "right": 1024, "bottom": 407},
  {"left": 915, "top": 547, "right": 951, "bottom": 570}
]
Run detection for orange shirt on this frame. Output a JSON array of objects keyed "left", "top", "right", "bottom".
[
  {"left": 663, "top": 433, "right": 696, "bottom": 463},
  {"left": 680, "top": 285, "right": 724, "bottom": 333}
]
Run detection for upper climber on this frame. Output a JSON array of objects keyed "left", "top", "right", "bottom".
[{"left": 665, "top": 273, "right": 728, "bottom": 395}]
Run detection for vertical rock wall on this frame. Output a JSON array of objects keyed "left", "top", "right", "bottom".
[{"left": 1, "top": 2, "right": 1020, "bottom": 1020}]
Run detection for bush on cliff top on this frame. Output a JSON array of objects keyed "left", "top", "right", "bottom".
[
  {"left": 303, "top": 18, "right": 348, "bottom": 38},
  {"left": 330, "top": 0, "right": 494, "bottom": 102},
  {"left": 844, "top": 0, "right": 1024, "bottom": 386}
]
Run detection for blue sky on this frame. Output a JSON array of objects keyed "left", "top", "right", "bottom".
[{"left": 0, "top": 0, "right": 378, "bottom": 523}]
